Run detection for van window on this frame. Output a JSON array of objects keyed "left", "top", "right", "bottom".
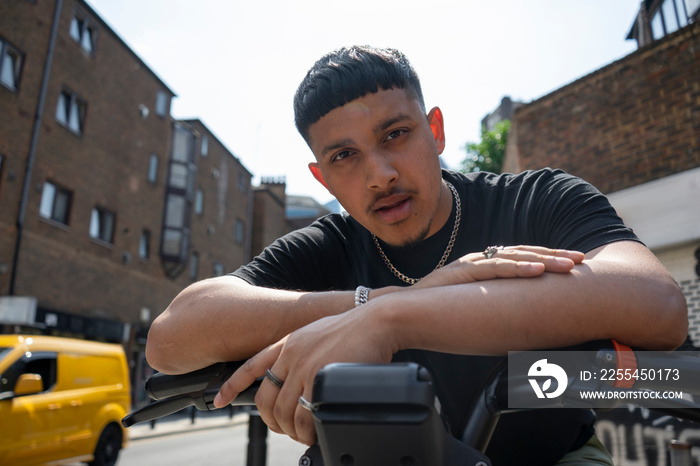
[{"left": 0, "top": 352, "right": 57, "bottom": 395}]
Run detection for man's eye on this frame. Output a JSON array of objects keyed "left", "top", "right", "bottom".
[
  {"left": 332, "top": 150, "right": 352, "bottom": 162},
  {"left": 386, "top": 129, "right": 406, "bottom": 141}
]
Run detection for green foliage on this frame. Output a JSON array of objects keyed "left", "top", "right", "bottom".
[{"left": 460, "top": 120, "right": 511, "bottom": 174}]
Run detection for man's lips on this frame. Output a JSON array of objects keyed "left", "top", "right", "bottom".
[{"left": 372, "top": 194, "right": 412, "bottom": 223}]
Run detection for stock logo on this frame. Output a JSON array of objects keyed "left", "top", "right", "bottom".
[{"left": 528, "top": 359, "right": 568, "bottom": 399}]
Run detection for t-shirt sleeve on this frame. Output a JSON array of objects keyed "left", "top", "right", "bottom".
[
  {"left": 520, "top": 169, "right": 641, "bottom": 252},
  {"left": 230, "top": 215, "right": 356, "bottom": 291}
]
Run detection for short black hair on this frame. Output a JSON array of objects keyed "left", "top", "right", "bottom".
[{"left": 293, "top": 45, "right": 425, "bottom": 143}]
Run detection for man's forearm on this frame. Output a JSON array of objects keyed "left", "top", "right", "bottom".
[
  {"left": 146, "top": 276, "right": 355, "bottom": 374},
  {"left": 378, "top": 244, "right": 688, "bottom": 355}
]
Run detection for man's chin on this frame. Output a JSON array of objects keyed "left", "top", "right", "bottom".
[{"left": 378, "top": 224, "right": 431, "bottom": 251}]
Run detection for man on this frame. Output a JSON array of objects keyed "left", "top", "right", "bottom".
[{"left": 146, "top": 46, "right": 687, "bottom": 464}]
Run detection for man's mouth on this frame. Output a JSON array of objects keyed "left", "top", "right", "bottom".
[{"left": 373, "top": 195, "right": 412, "bottom": 223}]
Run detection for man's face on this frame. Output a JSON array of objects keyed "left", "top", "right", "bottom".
[{"left": 308, "top": 88, "right": 451, "bottom": 247}]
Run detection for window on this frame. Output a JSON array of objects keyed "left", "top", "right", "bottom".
[
  {"left": 201, "top": 136, "right": 209, "bottom": 157},
  {"left": 189, "top": 252, "right": 199, "bottom": 280},
  {"left": 686, "top": 0, "right": 700, "bottom": 17},
  {"left": 162, "top": 229, "right": 184, "bottom": 257},
  {"left": 0, "top": 37, "right": 23, "bottom": 92},
  {"left": 155, "top": 91, "right": 169, "bottom": 117},
  {"left": 194, "top": 189, "right": 203, "bottom": 215},
  {"left": 0, "top": 351, "right": 57, "bottom": 395},
  {"left": 212, "top": 262, "right": 225, "bottom": 277},
  {"left": 139, "top": 230, "right": 150, "bottom": 259},
  {"left": 89, "top": 207, "right": 115, "bottom": 243},
  {"left": 650, "top": 0, "right": 693, "bottom": 41},
  {"left": 148, "top": 154, "right": 159, "bottom": 184},
  {"left": 55, "top": 89, "right": 86, "bottom": 134},
  {"left": 238, "top": 172, "right": 248, "bottom": 193},
  {"left": 662, "top": 0, "right": 680, "bottom": 34},
  {"left": 235, "top": 219, "right": 245, "bottom": 244},
  {"left": 160, "top": 122, "right": 197, "bottom": 278},
  {"left": 39, "top": 181, "right": 72, "bottom": 225},
  {"left": 69, "top": 14, "right": 96, "bottom": 53},
  {"left": 651, "top": 11, "right": 665, "bottom": 39}
]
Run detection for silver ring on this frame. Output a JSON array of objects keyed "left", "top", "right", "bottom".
[
  {"left": 483, "top": 245, "right": 504, "bottom": 259},
  {"left": 298, "top": 396, "right": 315, "bottom": 411},
  {"left": 265, "top": 369, "right": 284, "bottom": 389}
]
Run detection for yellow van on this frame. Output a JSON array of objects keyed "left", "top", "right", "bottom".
[{"left": 0, "top": 335, "right": 130, "bottom": 466}]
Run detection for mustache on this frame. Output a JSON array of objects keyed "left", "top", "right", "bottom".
[{"left": 366, "top": 187, "right": 416, "bottom": 215}]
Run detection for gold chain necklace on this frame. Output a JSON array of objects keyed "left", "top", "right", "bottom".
[{"left": 372, "top": 181, "right": 461, "bottom": 285}]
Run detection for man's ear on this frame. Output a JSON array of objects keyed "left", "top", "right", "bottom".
[
  {"left": 427, "top": 107, "right": 445, "bottom": 154},
  {"left": 308, "top": 163, "right": 331, "bottom": 192}
]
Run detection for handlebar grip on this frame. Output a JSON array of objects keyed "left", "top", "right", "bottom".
[
  {"left": 147, "top": 361, "right": 245, "bottom": 401},
  {"left": 122, "top": 360, "right": 260, "bottom": 427}
]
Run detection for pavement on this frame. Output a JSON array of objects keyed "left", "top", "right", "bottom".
[{"left": 126, "top": 407, "right": 252, "bottom": 441}]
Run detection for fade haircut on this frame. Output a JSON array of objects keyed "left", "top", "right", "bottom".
[{"left": 293, "top": 45, "right": 426, "bottom": 144}]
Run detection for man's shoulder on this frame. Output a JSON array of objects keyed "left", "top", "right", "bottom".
[
  {"left": 290, "top": 211, "right": 367, "bottom": 242},
  {"left": 444, "top": 167, "right": 575, "bottom": 184},
  {"left": 444, "top": 168, "right": 589, "bottom": 194}
]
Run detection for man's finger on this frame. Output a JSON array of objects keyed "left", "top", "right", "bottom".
[{"left": 214, "top": 344, "right": 282, "bottom": 408}]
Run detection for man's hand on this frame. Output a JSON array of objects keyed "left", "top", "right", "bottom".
[
  {"left": 214, "top": 306, "right": 395, "bottom": 445},
  {"left": 212, "top": 245, "right": 585, "bottom": 444},
  {"left": 411, "top": 246, "right": 584, "bottom": 290}
]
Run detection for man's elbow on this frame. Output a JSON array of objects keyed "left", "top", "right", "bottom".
[
  {"left": 145, "top": 313, "right": 181, "bottom": 374},
  {"left": 666, "top": 288, "right": 689, "bottom": 350},
  {"left": 649, "top": 282, "right": 689, "bottom": 351}
]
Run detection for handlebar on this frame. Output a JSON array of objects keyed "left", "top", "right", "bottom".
[
  {"left": 122, "top": 345, "right": 700, "bottom": 466},
  {"left": 121, "top": 361, "right": 260, "bottom": 427}
]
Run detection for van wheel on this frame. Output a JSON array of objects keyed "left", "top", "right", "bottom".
[{"left": 89, "top": 423, "right": 122, "bottom": 466}]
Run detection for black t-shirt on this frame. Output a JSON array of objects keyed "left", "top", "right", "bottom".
[{"left": 232, "top": 168, "right": 640, "bottom": 465}]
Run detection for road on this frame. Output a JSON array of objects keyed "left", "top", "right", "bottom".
[{"left": 118, "top": 421, "right": 308, "bottom": 466}]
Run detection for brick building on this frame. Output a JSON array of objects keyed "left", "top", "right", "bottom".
[
  {"left": 503, "top": 17, "right": 700, "bottom": 342},
  {"left": 0, "top": 0, "right": 254, "bottom": 398},
  {"left": 251, "top": 177, "right": 288, "bottom": 259}
]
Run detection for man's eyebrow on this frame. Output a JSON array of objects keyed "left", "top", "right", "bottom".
[
  {"left": 320, "top": 138, "right": 355, "bottom": 159},
  {"left": 318, "top": 114, "right": 414, "bottom": 158},
  {"left": 373, "top": 114, "right": 413, "bottom": 134}
]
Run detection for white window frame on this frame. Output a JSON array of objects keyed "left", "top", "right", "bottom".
[
  {"left": 39, "top": 181, "right": 72, "bottom": 225},
  {"left": 201, "top": 135, "right": 209, "bottom": 157},
  {"left": 0, "top": 37, "right": 23, "bottom": 92},
  {"left": 69, "top": 13, "right": 97, "bottom": 54},
  {"left": 194, "top": 189, "right": 204, "bottom": 215},
  {"left": 148, "top": 154, "right": 159, "bottom": 184},
  {"left": 139, "top": 229, "right": 150, "bottom": 259},
  {"left": 55, "top": 89, "right": 86, "bottom": 135},
  {"left": 155, "top": 91, "right": 169, "bottom": 118},
  {"left": 89, "top": 206, "right": 115, "bottom": 244}
]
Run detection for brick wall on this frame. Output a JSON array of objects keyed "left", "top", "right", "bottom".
[
  {"left": 682, "top": 278, "right": 700, "bottom": 344},
  {"left": 0, "top": 0, "right": 252, "bottom": 331},
  {"left": 505, "top": 21, "right": 700, "bottom": 194},
  {"left": 184, "top": 120, "right": 252, "bottom": 278},
  {"left": 251, "top": 183, "right": 288, "bottom": 258},
  {"left": 505, "top": 21, "right": 700, "bottom": 345}
]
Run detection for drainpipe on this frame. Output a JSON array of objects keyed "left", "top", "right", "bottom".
[{"left": 9, "top": 0, "right": 63, "bottom": 295}]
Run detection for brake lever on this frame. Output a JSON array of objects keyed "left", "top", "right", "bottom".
[{"left": 122, "top": 361, "right": 261, "bottom": 428}]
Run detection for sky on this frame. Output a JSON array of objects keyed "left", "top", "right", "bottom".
[{"left": 86, "top": 0, "right": 642, "bottom": 205}]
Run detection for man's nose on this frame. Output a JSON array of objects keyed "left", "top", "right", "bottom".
[{"left": 365, "top": 151, "right": 398, "bottom": 190}]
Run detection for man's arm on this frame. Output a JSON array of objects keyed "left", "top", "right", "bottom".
[
  {"left": 214, "top": 240, "right": 687, "bottom": 445},
  {"left": 387, "top": 240, "right": 687, "bottom": 354},
  {"left": 145, "top": 276, "right": 355, "bottom": 374},
  {"left": 145, "top": 246, "right": 583, "bottom": 374}
]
